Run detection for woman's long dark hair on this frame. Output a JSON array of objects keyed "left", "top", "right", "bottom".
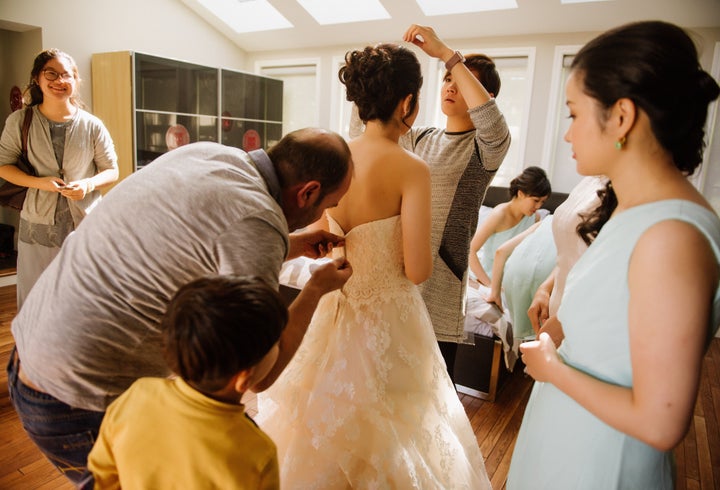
[{"left": 571, "top": 21, "right": 719, "bottom": 244}]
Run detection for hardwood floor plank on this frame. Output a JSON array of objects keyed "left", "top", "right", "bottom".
[
  {"left": 685, "top": 415, "right": 701, "bottom": 482},
  {"left": 694, "top": 415, "right": 715, "bottom": 490},
  {"left": 699, "top": 359, "right": 720, "bottom": 488},
  {"left": 676, "top": 436, "right": 689, "bottom": 490},
  {"left": 1, "top": 284, "right": 719, "bottom": 489}
]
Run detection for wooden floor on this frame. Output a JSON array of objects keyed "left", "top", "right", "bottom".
[{"left": 0, "top": 283, "right": 718, "bottom": 489}]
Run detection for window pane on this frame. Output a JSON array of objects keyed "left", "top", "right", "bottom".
[
  {"left": 548, "top": 61, "right": 579, "bottom": 192},
  {"left": 492, "top": 62, "right": 529, "bottom": 186},
  {"left": 259, "top": 64, "right": 317, "bottom": 134},
  {"left": 699, "top": 42, "right": 720, "bottom": 214},
  {"left": 430, "top": 55, "right": 531, "bottom": 187}
]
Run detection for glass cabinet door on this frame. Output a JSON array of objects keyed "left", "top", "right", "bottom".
[
  {"left": 134, "top": 54, "right": 219, "bottom": 169},
  {"left": 135, "top": 112, "right": 217, "bottom": 169},
  {"left": 221, "top": 70, "right": 283, "bottom": 151},
  {"left": 135, "top": 53, "right": 218, "bottom": 114},
  {"left": 129, "top": 53, "right": 283, "bottom": 170}
]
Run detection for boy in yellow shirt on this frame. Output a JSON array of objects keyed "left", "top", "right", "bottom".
[{"left": 85, "top": 275, "right": 286, "bottom": 489}]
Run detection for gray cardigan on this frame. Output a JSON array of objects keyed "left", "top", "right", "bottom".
[
  {"left": 402, "top": 101, "right": 511, "bottom": 342},
  {"left": 0, "top": 106, "right": 118, "bottom": 226}
]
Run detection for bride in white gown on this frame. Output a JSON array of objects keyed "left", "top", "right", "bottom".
[{"left": 257, "top": 43, "right": 490, "bottom": 489}]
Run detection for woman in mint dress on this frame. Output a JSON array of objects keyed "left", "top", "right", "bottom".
[
  {"left": 508, "top": 21, "right": 720, "bottom": 489},
  {"left": 468, "top": 166, "right": 551, "bottom": 286}
]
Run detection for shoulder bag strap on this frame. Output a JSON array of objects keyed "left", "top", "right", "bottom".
[{"left": 21, "top": 107, "right": 33, "bottom": 157}]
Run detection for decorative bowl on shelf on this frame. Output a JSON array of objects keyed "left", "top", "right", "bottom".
[{"left": 166, "top": 124, "right": 190, "bottom": 150}]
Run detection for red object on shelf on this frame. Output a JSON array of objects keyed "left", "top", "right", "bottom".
[
  {"left": 242, "top": 129, "right": 260, "bottom": 151},
  {"left": 166, "top": 124, "right": 190, "bottom": 150}
]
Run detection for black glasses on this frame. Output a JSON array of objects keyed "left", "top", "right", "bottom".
[{"left": 42, "top": 69, "right": 74, "bottom": 82}]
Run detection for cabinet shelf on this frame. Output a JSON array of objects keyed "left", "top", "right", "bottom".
[{"left": 92, "top": 51, "right": 283, "bottom": 180}]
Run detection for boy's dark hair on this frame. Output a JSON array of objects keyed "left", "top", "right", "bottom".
[
  {"left": 162, "top": 275, "right": 288, "bottom": 393},
  {"left": 461, "top": 54, "right": 501, "bottom": 97}
]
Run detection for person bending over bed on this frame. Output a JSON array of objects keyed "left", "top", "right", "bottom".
[{"left": 468, "top": 166, "right": 551, "bottom": 287}]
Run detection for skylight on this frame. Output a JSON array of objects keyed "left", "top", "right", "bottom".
[
  {"left": 414, "top": 0, "right": 518, "bottom": 16},
  {"left": 197, "top": 0, "right": 293, "bottom": 33},
  {"left": 297, "top": 0, "right": 391, "bottom": 25}
]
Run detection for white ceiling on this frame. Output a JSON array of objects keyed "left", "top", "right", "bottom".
[{"left": 181, "top": 0, "right": 720, "bottom": 53}]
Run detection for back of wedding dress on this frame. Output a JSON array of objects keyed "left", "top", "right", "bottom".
[{"left": 257, "top": 213, "right": 491, "bottom": 489}]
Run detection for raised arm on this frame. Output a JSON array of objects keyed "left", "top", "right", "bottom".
[{"left": 403, "top": 24, "right": 492, "bottom": 107}]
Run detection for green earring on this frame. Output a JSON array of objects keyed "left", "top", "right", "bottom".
[{"left": 615, "top": 136, "right": 627, "bottom": 150}]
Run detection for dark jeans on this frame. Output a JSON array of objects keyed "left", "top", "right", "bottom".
[
  {"left": 438, "top": 340, "right": 459, "bottom": 383},
  {"left": 6, "top": 347, "right": 105, "bottom": 484}
]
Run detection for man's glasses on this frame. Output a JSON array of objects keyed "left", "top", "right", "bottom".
[{"left": 42, "top": 69, "right": 74, "bottom": 82}]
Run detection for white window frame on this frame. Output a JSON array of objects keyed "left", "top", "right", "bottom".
[
  {"left": 427, "top": 47, "right": 536, "bottom": 186},
  {"left": 329, "top": 55, "right": 354, "bottom": 139},
  {"left": 691, "top": 41, "right": 720, "bottom": 193},
  {"left": 540, "top": 45, "right": 582, "bottom": 187},
  {"left": 254, "top": 57, "right": 322, "bottom": 131}
]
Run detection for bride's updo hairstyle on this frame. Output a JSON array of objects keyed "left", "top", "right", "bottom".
[
  {"left": 573, "top": 20, "right": 720, "bottom": 245},
  {"left": 339, "top": 43, "right": 422, "bottom": 127}
]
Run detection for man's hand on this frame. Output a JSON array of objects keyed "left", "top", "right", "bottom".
[
  {"left": 288, "top": 229, "right": 345, "bottom": 260},
  {"left": 254, "top": 257, "right": 352, "bottom": 392},
  {"left": 304, "top": 257, "right": 352, "bottom": 296}
]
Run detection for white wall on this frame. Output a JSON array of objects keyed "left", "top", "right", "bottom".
[
  {"left": 2, "top": 2, "right": 717, "bottom": 192},
  {"left": 0, "top": 28, "right": 41, "bottom": 233},
  {"left": 0, "top": 0, "right": 248, "bottom": 112},
  {"left": 0, "top": 0, "right": 248, "bottom": 259},
  {"left": 245, "top": 28, "right": 720, "bottom": 193}
]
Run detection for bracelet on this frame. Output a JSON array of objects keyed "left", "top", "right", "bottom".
[
  {"left": 86, "top": 179, "right": 95, "bottom": 193},
  {"left": 444, "top": 50, "right": 465, "bottom": 71}
]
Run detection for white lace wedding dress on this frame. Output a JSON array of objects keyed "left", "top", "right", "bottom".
[{"left": 257, "top": 215, "right": 490, "bottom": 489}]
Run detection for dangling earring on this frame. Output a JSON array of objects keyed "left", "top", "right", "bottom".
[{"left": 615, "top": 136, "right": 627, "bottom": 150}]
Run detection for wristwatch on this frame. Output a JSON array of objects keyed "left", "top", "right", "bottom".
[{"left": 444, "top": 50, "right": 465, "bottom": 71}]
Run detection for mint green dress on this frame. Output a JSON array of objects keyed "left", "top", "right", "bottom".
[
  {"left": 504, "top": 216, "right": 557, "bottom": 340},
  {"left": 508, "top": 200, "right": 720, "bottom": 489},
  {"left": 478, "top": 214, "right": 536, "bottom": 280}
]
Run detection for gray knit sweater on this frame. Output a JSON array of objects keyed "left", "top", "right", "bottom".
[{"left": 400, "top": 100, "right": 510, "bottom": 342}]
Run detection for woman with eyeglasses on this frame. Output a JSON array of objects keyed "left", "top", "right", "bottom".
[{"left": 0, "top": 49, "right": 119, "bottom": 309}]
